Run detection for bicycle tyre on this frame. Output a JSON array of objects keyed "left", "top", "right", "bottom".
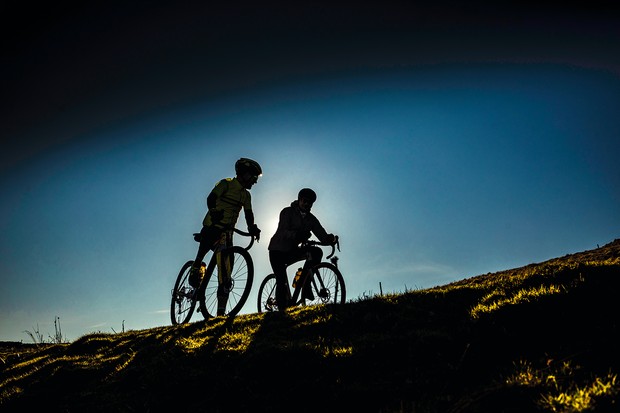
[
  {"left": 170, "top": 260, "right": 200, "bottom": 325},
  {"left": 256, "top": 273, "right": 278, "bottom": 313},
  {"left": 303, "top": 262, "right": 346, "bottom": 307},
  {"left": 198, "top": 246, "right": 254, "bottom": 318}
]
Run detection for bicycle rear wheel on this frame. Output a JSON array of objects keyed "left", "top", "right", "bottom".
[
  {"left": 170, "top": 260, "right": 201, "bottom": 325},
  {"left": 257, "top": 273, "right": 278, "bottom": 313},
  {"left": 198, "top": 246, "right": 253, "bottom": 318},
  {"left": 302, "top": 262, "right": 346, "bottom": 307}
]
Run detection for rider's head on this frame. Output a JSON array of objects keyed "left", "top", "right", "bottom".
[
  {"left": 235, "top": 158, "right": 262, "bottom": 189},
  {"left": 297, "top": 188, "right": 316, "bottom": 212}
]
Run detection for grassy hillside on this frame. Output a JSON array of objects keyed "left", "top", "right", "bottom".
[{"left": 1, "top": 239, "right": 619, "bottom": 412}]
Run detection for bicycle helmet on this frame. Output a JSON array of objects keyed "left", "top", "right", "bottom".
[
  {"left": 235, "top": 158, "right": 262, "bottom": 177},
  {"left": 298, "top": 188, "right": 317, "bottom": 203}
]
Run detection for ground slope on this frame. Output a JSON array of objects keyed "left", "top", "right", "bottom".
[{"left": 1, "top": 239, "right": 619, "bottom": 412}]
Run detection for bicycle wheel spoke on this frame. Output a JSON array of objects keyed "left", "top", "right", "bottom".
[
  {"left": 257, "top": 274, "right": 278, "bottom": 312},
  {"left": 170, "top": 261, "right": 198, "bottom": 324},
  {"left": 199, "top": 246, "right": 253, "bottom": 318},
  {"left": 258, "top": 262, "right": 345, "bottom": 312},
  {"left": 303, "top": 263, "right": 346, "bottom": 307}
]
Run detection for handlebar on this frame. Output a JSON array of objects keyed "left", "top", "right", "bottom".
[
  {"left": 192, "top": 227, "right": 258, "bottom": 251},
  {"left": 232, "top": 227, "right": 257, "bottom": 250},
  {"left": 303, "top": 235, "right": 340, "bottom": 260}
]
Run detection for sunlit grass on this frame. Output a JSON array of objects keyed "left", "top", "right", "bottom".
[
  {"left": 310, "top": 337, "right": 354, "bottom": 358},
  {"left": 541, "top": 373, "right": 618, "bottom": 412},
  {"left": 506, "top": 359, "right": 544, "bottom": 386},
  {"left": 0, "top": 385, "right": 23, "bottom": 402},
  {"left": 105, "top": 352, "right": 136, "bottom": 381},
  {"left": 175, "top": 336, "right": 208, "bottom": 352},
  {"left": 292, "top": 306, "right": 333, "bottom": 328},
  {"left": 506, "top": 359, "right": 619, "bottom": 412},
  {"left": 470, "top": 284, "right": 566, "bottom": 318},
  {"left": 216, "top": 324, "right": 261, "bottom": 353}
]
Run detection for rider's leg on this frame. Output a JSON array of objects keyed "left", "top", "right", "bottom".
[
  {"left": 216, "top": 240, "right": 234, "bottom": 316},
  {"left": 189, "top": 226, "right": 220, "bottom": 288},
  {"left": 301, "top": 246, "right": 323, "bottom": 300},
  {"left": 269, "top": 251, "right": 291, "bottom": 311}
]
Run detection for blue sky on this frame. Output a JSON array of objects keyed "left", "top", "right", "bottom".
[{"left": 2, "top": 2, "right": 619, "bottom": 341}]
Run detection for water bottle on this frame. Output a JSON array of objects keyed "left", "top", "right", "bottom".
[{"left": 292, "top": 268, "right": 303, "bottom": 288}]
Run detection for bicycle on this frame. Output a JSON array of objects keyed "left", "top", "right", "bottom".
[
  {"left": 171, "top": 227, "right": 256, "bottom": 324},
  {"left": 257, "top": 237, "right": 346, "bottom": 312}
]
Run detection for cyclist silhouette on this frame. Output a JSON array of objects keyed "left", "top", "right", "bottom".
[
  {"left": 189, "top": 158, "right": 262, "bottom": 315},
  {"left": 267, "top": 188, "right": 337, "bottom": 311}
]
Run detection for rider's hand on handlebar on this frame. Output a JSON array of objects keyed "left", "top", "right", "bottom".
[
  {"left": 326, "top": 233, "right": 337, "bottom": 245},
  {"left": 332, "top": 235, "right": 340, "bottom": 252},
  {"left": 249, "top": 223, "right": 261, "bottom": 241}
]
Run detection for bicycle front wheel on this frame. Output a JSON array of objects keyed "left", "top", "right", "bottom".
[
  {"left": 303, "top": 262, "right": 346, "bottom": 307},
  {"left": 198, "top": 246, "right": 253, "bottom": 318},
  {"left": 170, "top": 260, "right": 200, "bottom": 325},
  {"left": 257, "top": 273, "right": 278, "bottom": 313}
]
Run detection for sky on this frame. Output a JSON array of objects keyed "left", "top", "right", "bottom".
[{"left": 2, "top": 1, "right": 619, "bottom": 342}]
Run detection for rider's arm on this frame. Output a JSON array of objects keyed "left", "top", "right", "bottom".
[
  {"left": 244, "top": 209, "right": 256, "bottom": 229},
  {"left": 310, "top": 215, "right": 335, "bottom": 245},
  {"left": 207, "top": 191, "right": 218, "bottom": 210},
  {"left": 242, "top": 192, "right": 261, "bottom": 238}
]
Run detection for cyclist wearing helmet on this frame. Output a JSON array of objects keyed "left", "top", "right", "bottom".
[
  {"left": 189, "top": 158, "right": 262, "bottom": 310},
  {"left": 268, "top": 188, "right": 337, "bottom": 311}
]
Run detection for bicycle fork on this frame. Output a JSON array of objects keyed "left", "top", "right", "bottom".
[{"left": 311, "top": 271, "right": 332, "bottom": 300}]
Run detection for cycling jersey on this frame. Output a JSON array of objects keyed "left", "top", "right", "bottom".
[
  {"left": 203, "top": 178, "right": 252, "bottom": 228},
  {"left": 268, "top": 200, "right": 333, "bottom": 252}
]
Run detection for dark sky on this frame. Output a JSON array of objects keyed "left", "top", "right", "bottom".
[
  {"left": 3, "top": 1, "right": 619, "bottom": 172},
  {"left": 3, "top": 1, "right": 620, "bottom": 341}
]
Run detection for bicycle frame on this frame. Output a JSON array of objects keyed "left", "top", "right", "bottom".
[
  {"left": 203, "top": 228, "right": 255, "bottom": 282},
  {"left": 257, "top": 236, "right": 344, "bottom": 313},
  {"left": 171, "top": 227, "right": 256, "bottom": 324},
  {"left": 206, "top": 227, "right": 255, "bottom": 314},
  {"left": 288, "top": 238, "right": 339, "bottom": 305}
]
